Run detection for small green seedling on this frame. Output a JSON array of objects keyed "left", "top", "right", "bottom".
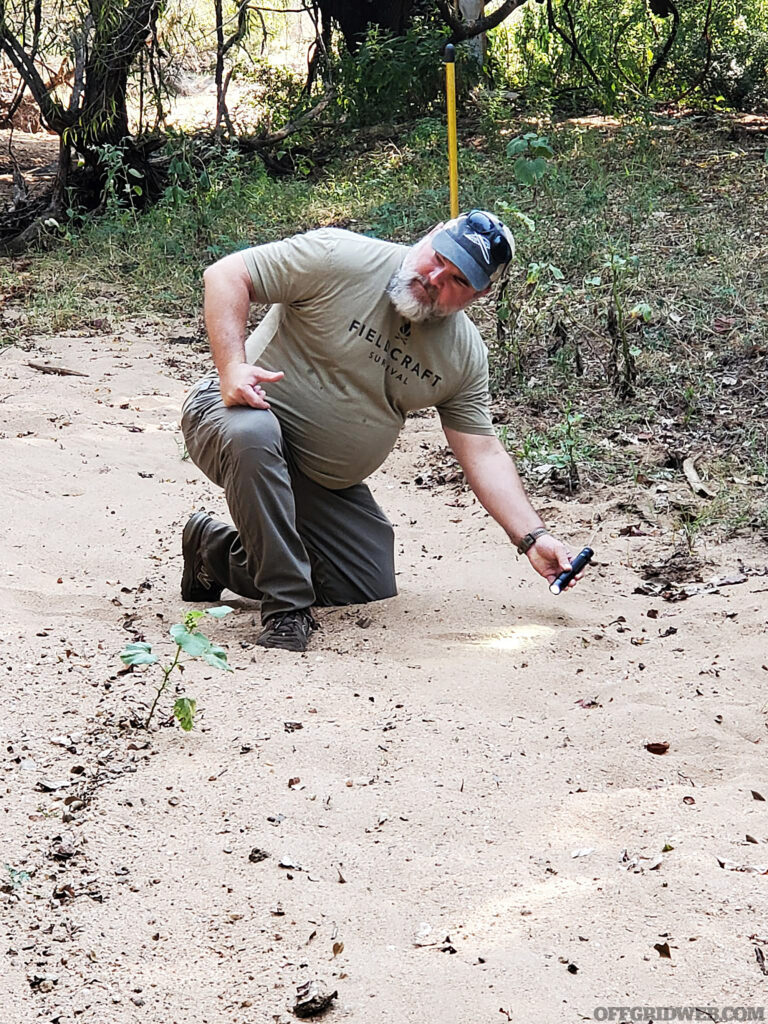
[
  {"left": 120, "top": 607, "right": 234, "bottom": 731},
  {"left": 3, "top": 864, "right": 31, "bottom": 891},
  {"left": 506, "top": 132, "right": 555, "bottom": 186}
]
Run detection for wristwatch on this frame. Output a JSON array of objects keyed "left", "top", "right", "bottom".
[{"left": 516, "top": 527, "right": 549, "bottom": 555}]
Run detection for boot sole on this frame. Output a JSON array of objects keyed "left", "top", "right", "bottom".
[
  {"left": 255, "top": 636, "right": 309, "bottom": 652},
  {"left": 255, "top": 614, "right": 317, "bottom": 652}
]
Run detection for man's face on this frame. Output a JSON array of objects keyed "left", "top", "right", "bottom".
[{"left": 386, "top": 228, "right": 487, "bottom": 322}]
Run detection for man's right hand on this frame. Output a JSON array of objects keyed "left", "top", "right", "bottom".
[{"left": 219, "top": 363, "right": 285, "bottom": 409}]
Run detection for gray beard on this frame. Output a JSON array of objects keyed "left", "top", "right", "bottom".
[{"left": 386, "top": 267, "right": 442, "bottom": 323}]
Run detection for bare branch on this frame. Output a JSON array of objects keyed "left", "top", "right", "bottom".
[
  {"left": 611, "top": 13, "right": 645, "bottom": 97},
  {"left": 436, "top": 0, "right": 529, "bottom": 42},
  {"left": 303, "top": 1, "right": 333, "bottom": 91},
  {"left": 254, "top": 7, "right": 268, "bottom": 55},
  {"left": 110, "top": 1, "right": 160, "bottom": 67},
  {"left": 30, "top": 0, "right": 42, "bottom": 62},
  {"left": 222, "top": 0, "right": 255, "bottom": 57},
  {"left": 216, "top": 67, "right": 235, "bottom": 137},
  {"left": 257, "top": 88, "right": 336, "bottom": 146},
  {"left": 647, "top": 0, "right": 679, "bottom": 88},
  {"left": 545, "top": 0, "right": 603, "bottom": 88},
  {"left": 675, "top": 0, "right": 713, "bottom": 101},
  {"left": 69, "top": 15, "right": 93, "bottom": 113},
  {"left": 0, "top": 22, "right": 70, "bottom": 132},
  {"left": 239, "top": 4, "right": 307, "bottom": 10}
]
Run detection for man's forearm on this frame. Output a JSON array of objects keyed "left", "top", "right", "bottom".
[
  {"left": 451, "top": 436, "right": 544, "bottom": 547},
  {"left": 446, "top": 430, "right": 577, "bottom": 586},
  {"left": 202, "top": 254, "right": 285, "bottom": 409},
  {"left": 202, "top": 258, "right": 253, "bottom": 375}
]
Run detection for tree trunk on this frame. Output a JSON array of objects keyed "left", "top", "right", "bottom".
[
  {"left": 0, "top": 1, "right": 161, "bottom": 163},
  {"left": 436, "top": 0, "right": 528, "bottom": 43},
  {"left": 76, "top": 1, "right": 159, "bottom": 158},
  {"left": 458, "top": 0, "right": 486, "bottom": 64}
]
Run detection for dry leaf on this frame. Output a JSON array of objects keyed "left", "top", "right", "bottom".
[
  {"left": 682, "top": 457, "right": 716, "bottom": 499},
  {"left": 293, "top": 979, "right": 337, "bottom": 1019},
  {"left": 619, "top": 524, "right": 651, "bottom": 537},
  {"left": 717, "top": 857, "right": 768, "bottom": 874},
  {"left": 27, "top": 361, "right": 88, "bottom": 377},
  {"left": 645, "top": 741, "right": 670, "bottom": 755}
]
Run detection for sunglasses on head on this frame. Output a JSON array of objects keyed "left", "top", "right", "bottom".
[{"left": 465, "top": 210, "right": 512, "bottom": 265}]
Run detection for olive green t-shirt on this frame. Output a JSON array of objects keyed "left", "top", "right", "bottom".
[{"left": 241, "top": 228, "right": 494, "bottom": 490}]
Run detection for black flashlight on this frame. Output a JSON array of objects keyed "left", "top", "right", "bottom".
[{"left": 550, "top": 546, "right": 594, "bottom": 595}]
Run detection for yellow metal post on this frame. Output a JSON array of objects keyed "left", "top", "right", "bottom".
[{"left": 444, "top": 43, "right": 459, "bottom": 218}]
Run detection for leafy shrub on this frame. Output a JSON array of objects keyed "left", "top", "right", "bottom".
[
  {"left": 229, "top": 59, "right": 307, "bottom": 133},
  {"left": 332, "top": 20, "right": 469, "bottom": 126},
  {"left": 488, "top": 0, "right": 768, "bottom": 112},
  {"left": 704, "top": 21, "right": 768, "bottom": 108}
]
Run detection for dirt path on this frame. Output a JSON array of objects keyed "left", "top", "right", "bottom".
[
  {"left": 0, "top": 129, "right": 59, "bottom": 205},
  {"left": 1, "top": 328, "right": 767, "bottom": 1023}
]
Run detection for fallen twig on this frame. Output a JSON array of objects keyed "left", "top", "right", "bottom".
[
  {"left": 248, "top": 89, "right": 337, "bottom": 149},
  {"left": 682, "top": 456, "right": 715, "bottom": 498},
  {"left": 27, "top": 362, "right": 88, "bottom": 377}
]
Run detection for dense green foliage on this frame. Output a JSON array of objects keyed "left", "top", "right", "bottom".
[
  {"left": 333, "top": 20, "right": 454, "bottom": 125},
  {"left": 490, "top": 0, "right": 768, "bottom": 112}
]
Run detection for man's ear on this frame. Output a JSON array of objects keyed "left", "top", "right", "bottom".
[{"left": 413, "top": 223, "right": 443, "bottom": 257}]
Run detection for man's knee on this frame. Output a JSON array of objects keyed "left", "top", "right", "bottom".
[
  {"left": 345, "top": 565, "right": 398, "bottom": 603},
  {"left": 221, "top": 408, "right": 283, "bottom": 469},
  {"left": 358, "top": 519, "right": 396, "bottom": 600}
]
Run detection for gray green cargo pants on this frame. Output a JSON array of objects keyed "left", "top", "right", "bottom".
[{"left": 181, "top": 378, "right": 397, "bottom": 621}]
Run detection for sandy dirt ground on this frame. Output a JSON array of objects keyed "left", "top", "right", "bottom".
[
  {"left": 1, "top": 326, "right": 768, "bottom": 1024},
  {"left": 0, "top": 130, "right": 59, "bottom": 205}
]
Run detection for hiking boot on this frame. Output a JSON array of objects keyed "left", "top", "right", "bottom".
[
  {"left": 256, "top": 609, "right": 318, "bottom": 652},
  {"left": 181, "top": 512, "right": 223, "bottom": 602}
]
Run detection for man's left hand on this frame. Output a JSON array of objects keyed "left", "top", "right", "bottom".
[{"left": 525, "top": 534, "right": 584, "bottom": 590}]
